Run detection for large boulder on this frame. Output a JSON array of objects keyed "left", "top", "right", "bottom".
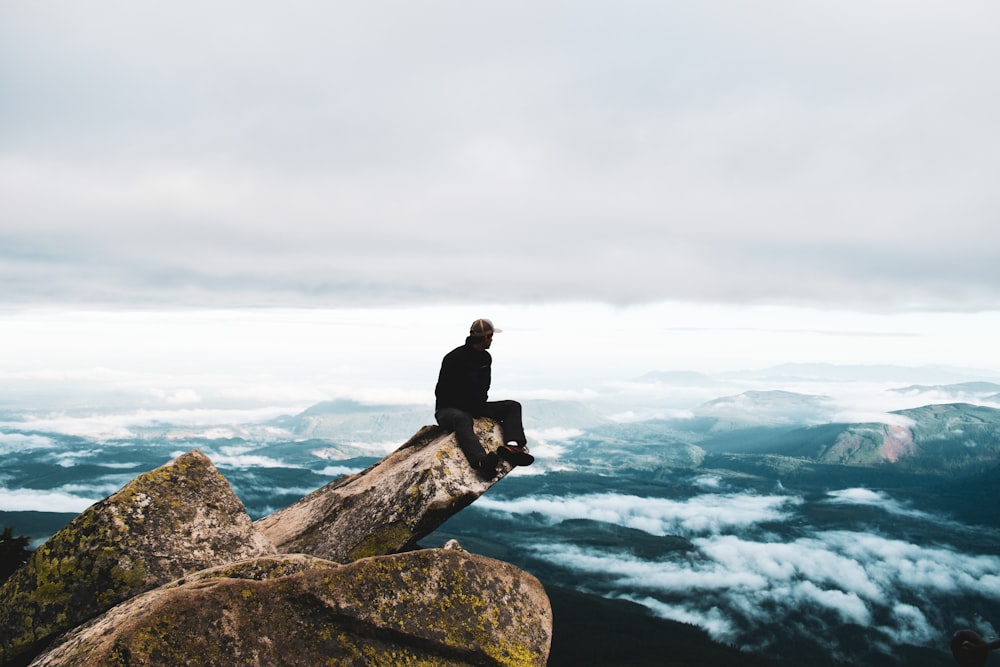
[
  {"left": 255, "top": 420, "right": 513, "bottom": 563},
  {"left": 0, "top": 450, "right": 274, "bottom": 665},
  {"left": 30, "top": 547, "right": 553, "bottom": 667}
]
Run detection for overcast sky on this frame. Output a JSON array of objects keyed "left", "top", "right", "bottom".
[{"left": 3, "top": 1, "right": 999, "bottom": 312}]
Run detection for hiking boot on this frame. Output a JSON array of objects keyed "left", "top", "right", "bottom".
[
  {"left": 474, "top": 451, "right": 499, "bottom": 479},
  {"left": 497, "top": 443, "right": 535, "bottom": 466}
]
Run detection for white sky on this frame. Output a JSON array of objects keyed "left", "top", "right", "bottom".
[
  {"left": 1, "top": 2, "right": 998, "bottom": 404},
  {"left": 1, "top": 304, "right": 997, "bottom": 414}
]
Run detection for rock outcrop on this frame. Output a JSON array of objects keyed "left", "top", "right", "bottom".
[
  {"left": 1, "top": 419, "right": 550, "bottom": 666},
  {"left": 255, "top": 421, "right": 513, "bottom": 562},
  {"left": 30, "top": 549, "right": 552, "bottom": 667},
  {"left": 0, "top": 450, "right": 274, "bottom": 665}
]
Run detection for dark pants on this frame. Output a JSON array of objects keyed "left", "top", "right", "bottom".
[{"left": 435, "top": 400, "right": 526, "bottom": 465}]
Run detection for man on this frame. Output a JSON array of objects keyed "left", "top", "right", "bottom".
[{"left": 435, "top": 318, "right": 534, "bottom": 478}]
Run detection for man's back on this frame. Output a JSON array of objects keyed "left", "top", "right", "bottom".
[{"left": 435, "top": 341, "right": 491, "bottom": 414}]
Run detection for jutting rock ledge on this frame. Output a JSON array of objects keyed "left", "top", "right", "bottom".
[
  {"left": 0, "top": 419, "right": 552, "bottom": 667},
  {"left": 254, "top": 421, "right": 513, "bottom": 563}
]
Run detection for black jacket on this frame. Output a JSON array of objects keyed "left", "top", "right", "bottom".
[{"left": 435, "top": 338, "right": 491, "bottom": 414}]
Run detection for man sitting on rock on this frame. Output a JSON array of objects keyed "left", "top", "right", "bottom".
[{"left": 435, "top": 318, "right": 534, "bottom": 478}]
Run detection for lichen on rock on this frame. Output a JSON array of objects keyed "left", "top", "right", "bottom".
[
  {"left": 3, "top": 425, "right": 553, "bottom": 667},
  {"left": 254, "top": 419, "right": 514, "bottom": 563},
  {"left": 0, "top": 450, "right": 274, "bottom": 666},
  {"left": 31, "top": 549, "right": 553, "bottom": 667}
]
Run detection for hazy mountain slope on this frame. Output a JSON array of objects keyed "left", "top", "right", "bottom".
[
  {"left": 604, "top": 400, "right": 1000, "bottom": 478},
  {"left": 693, "top": 390, "right": 837, "bottom": 427},
  {"left": 727, "top": 363, "right": 997, "bottom": 384},
  {"left": 271, "top": 399, "right": 431, "bottom": 442},
  {"left": 249, "top": 395, "right": 1000, "bottom": 481},
  {"left": 271, "top": 398, "right": 608, "bottom": 441},
  {"left": 767, "top": 403, "right": 1000, "bottom": 474},
  {"left": 891, "top": 381, "right": 1000, "bottom": 397}
]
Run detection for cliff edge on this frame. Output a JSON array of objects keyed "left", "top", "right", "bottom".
[
  {"left": 255, "top": 420, "right": 514, "bottom": 562},
  {"left": 0, "top": 419, "right": 551, "bottom": 667}
]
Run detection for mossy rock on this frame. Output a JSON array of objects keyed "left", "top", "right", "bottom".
[
  {"left": 32, "top": 548, "right": 552, "bottom": 667},
  {"left": 256, "top": 420, "right": 514, "bottom": 563},
  {"left": 0, "top": 450, "right": 274, "bottom": 665}
]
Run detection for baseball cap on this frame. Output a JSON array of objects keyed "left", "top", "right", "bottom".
[{"left": 470, "top": 318, "right": 502, "bottom": 336}]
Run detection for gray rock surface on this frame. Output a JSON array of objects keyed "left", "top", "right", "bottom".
[
  {"left": 255, "top": 420, "right": 513, "bottom": 562},
  {"left": 30, "top": 548, "right": 553, "bottom": 667},
  {"left": 0, "top": 450, "right": 274, "bottom": 665}
]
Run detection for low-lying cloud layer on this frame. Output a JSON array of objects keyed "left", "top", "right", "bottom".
[
  {"left": 825, "top": 487, "right": 938, "bottom": 522},
  {"left": 0, "top": 487, "right": 96, "bottom": 514},
  {"left": 477, "top": 491, "right": 800, "bottom": 535},
  {"left": 479, "top": 487, "right": 1000, "bottom": 659}
]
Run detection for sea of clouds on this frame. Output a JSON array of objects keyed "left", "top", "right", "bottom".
[
  {"left": 473, "top": 483, "right": 1000, "bottom": 661},
  {"left": 3, "top": 357, "right": 1000, "bottom": 662}
]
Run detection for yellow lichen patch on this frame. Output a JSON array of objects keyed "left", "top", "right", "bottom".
[
  {"left": 307, "top": 550, "right": 550, "bottom": 666},
  {"left": 0, "top": 449, "right": 274, "bottom": 666},
  {"left": 346, "top": 520, "right": 414, "bottom": 561},
  {"left": 27, "top": 549, "right": 550, "bottom": 667}
]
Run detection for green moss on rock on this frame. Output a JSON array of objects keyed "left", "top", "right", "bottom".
[
  {"left": 0, "top": 450, "right": 273, "bottom": 666},
  {"left": 255, "top": 419, "right": 507, "bottom": 564},
  {"left": 347, "top": 521, "right": 415, "bottom": 562},
  {"left": 32, "top": 549, "right": 552, "bottom": 667}
]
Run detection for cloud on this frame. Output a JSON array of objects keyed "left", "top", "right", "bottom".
[
  {"left": 311, "top": 440, "right": 401, "bottom": 457},
  {"left": 523, "top": 528, "right": 1000, "bottom": 655},
  {"left": 191, "top": 445, "right": 295, "bottom": 470},
  {"left": 826, "top": 487, "right": 886, "bottom": 505},
  {"left": 1, "top": 1, "right": 998, "bottom": 311},
  {"left": 0, "top": 432, "right": 56, "bottom": 455},
  {"left": 692, "top": 474, "right": 724, "bottom": 490},
  {"left": 825, "top": 487, "right": 931, "bottom": 518},
  {"left": 342, "top": 441, "right": 406, "bottom": 455},
  {"left": 57, "top": 481, "right": 131, "bottom": 497},
  {"left": 522, "top": 427, "right": 582, "bottom": 462},
  {"left": 527, "top": 427, "right": 584, "bottom": 442},
  {"left": 476, "top": 491, "right": 800, "bottom": 535},
  {"left": 792, "top": 581, "right": 871, "bottom": 626},
  {"left": 318, "top": 465, "right": 363, "bottom": 478},
  {"left": 51, "top": 449, "right": 108, "bottom": 468},
  {"left": 887, "top": 603, "right": 936, "bottom": 646},
  {"left": 0, "top": 406, "right": 300, "bottom": 440},
  {"left": 829, "top": 410, "right": 917, "bottom": 427},
  {"left": 630, "top": 596, "right": 738, "bottom": 642},
  {"left": 695, "top": 534, "right": 883, "bottom": 601},
  {"left": 0, "top": 487, "right": 98, "bottom": 513},
  {"left": 481, "top": 483, "right": 1000, "bottom": 658},
  {"left": 822, "top": 531, "right": 1000, "bottom": 598}
]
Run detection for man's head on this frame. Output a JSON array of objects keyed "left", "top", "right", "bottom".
[
  {"left": 469, "top": 318, "right": 501, "bottom": 349},
  {"left": 470, "top": 319, "right": 501, "bottom": 337}
]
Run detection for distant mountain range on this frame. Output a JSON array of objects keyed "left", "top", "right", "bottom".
[
  {"left": 891, "top": 381, "right": 1000, "bottom": 404},
  {"left": 765, "top": 403, "right": 1000, "bottom": 473},
  {"left": 669, "top": 391, "right": 1000, "bottom": 475},
  {"left": 719, "top": 363, "right": 1000, "bottom": 384},
  {"left": 270, "top": 398, "right": 609, "bottom": 450},
  {"left": 263, "top": 386, "right": 1000, "bottom": 485},
  {"left": 692, "top": 389, "right": 838, "bottom": 426}
]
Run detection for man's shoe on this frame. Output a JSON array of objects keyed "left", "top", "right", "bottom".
[
  {"left": 474, "top": 451, "right": 499, "bottom": 479},
  {"left": 497, "top": 443, "right": 535, "bottom": 466}
]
